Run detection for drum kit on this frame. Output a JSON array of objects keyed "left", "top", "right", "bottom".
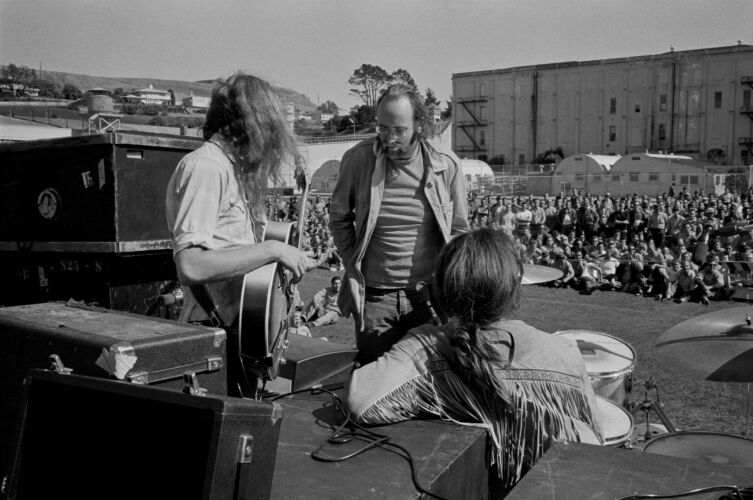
[
  {"left": 552, "top": 311, "right": 753, "bottom": 468},
  {"left": 523, "top": 265, "right": 753, "bottom": 467}
]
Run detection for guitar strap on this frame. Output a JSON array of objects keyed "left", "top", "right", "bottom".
[{"left": 189, "top": 284, "right": 228, "bottom": 329}]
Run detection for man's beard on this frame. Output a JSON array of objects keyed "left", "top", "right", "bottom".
[{"left": 381, "top": 133, "right": 420, "bottom": 162}]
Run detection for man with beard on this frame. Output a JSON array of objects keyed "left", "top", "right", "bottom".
[{"left": 330, "top": 84, "right": 469, "bottom": 364}]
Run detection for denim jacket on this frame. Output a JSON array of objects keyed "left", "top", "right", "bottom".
[{"left": 329, "top": 137, "right": 469, "bottom": 330}]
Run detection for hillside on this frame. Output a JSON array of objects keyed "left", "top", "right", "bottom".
[{"left": 37, "top": 69, "right": 317, "bottom": 111}]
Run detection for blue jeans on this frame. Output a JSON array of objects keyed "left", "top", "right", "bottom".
[{"left": 356, "top": 287, "right": 432, "bottom": 364}]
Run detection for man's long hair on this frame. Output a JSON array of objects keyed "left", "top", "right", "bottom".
[
  {"left": 376, "top": 84, "right": 435, "bottom": 140},
  {"left": 202, "top": 73, "right": 302, "bottom": 220},
  {"left": 434, "top": 228, "right": 522, "bottom": 398}
]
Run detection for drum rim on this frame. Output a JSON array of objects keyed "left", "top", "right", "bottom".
[
  {"left": 643, "top": 430, "right": 753, "bottom": 451},
  {"left": 553, "top": 330, "right": 637, "bottom": 374},
  {"left": 597, "top": 396, "right": 634, "bottom": 444}
]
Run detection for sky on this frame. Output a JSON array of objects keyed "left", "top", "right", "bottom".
[{"left": 1, "top": 0, "right": 752, "bottom": 111}]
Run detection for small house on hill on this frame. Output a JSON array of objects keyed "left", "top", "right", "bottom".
[{"left": 123, "top": 84, "right": 171, "bottom": 105}]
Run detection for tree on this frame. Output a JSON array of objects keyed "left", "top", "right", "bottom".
[
  {"left": 535, "top": 147, "right": 565, "bottom": 164},
  {"left": 318, "top": 100, "right": 339, "bottom": 114},
  {"left": 30, "top": 78, "right": 60, "bottom": 98},
  {"left": 112, "top": 87, "right": 125, "bottom": 102},
  {"left": 61, "top": 83, "right": 83, "bottom": 100},
  {"left": 442, "top": 98, "right": 453, "bottom": 120},
  {"left": 1, "top": 63, "right": 36, "bottom": 95},
  {"left": 391, "top": 68, "right": 418, "bottom": 94},
  {"left": 424, "top": 88, "right": 440, "bottom": 107},
  {"left": 348, "top": 105, "right": 377, "bottom": 130},
  {"left": 349, "top": 64, "right": 391, "bottom": 107}
]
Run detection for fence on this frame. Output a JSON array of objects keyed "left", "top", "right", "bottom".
[{"left": 465, "top": 169, "right": 753, "bottom": 198}]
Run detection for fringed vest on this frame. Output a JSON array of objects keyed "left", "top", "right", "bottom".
[{"left": 346, "top": 320, "right": 603, "bottom": 493}]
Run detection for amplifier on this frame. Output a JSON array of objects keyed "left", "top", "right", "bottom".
[
  {"left": 0, "top": 250, "right": 179, "bottom": 315},
  {"left": 264, "top": 334, "right": 357, "bottom": 394},
  {"left": 8, "top": 369, "right": 281, "bottom": 500},
  {"left": 0, "top": 131, "right": 202, "bottom": 253}
]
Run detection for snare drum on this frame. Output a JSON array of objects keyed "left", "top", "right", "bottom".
[
  {"left": 642, "top": 431, "right": 753, "bottom": 468},
  {"left": 596, "top": 396, "right": 633, "bottom": 447},
  {"left": 554, "top": 330, "right": 636, "bottom": 406}
]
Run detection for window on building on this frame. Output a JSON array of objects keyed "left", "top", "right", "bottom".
[
  {"left": 480, "top": 83, "right": 487, "bottom": 97},
  {"left": 660, "top": 94, "right": 667, "bottom": 111},
  {"left": 592, "top": 174, "right": 602, "bottom": 183},
  {"left": 519, "top": 154, "right": 525, "bottom": 164},
  {"left": 479, "top": 130, "right": 485, "bottom": 146},
  {"left": 609, "top": 125, "right": 616, "bottom": 142},
  {"left": 629, "top": 172, "right": 639, "bottom": 182},
  {"left": 680, "top": 175, "right": 689, "bottom": 185},
  {"left": 612, "top": 174, "right": 621, "bottom": 182},
  {"left": 659, "top": 123, "right": 667, "bottom": 141},
  {"left": 479, "top": 105, "right": 486, "bottom": 120},
  {"left": 610, "top": 98, "right": 616, "bottom": 114},
  {"left": 744, "top": 89, "right": 751, "bottom": 107},
  {"left": 741, "top": 150, "right": 750, "bottom": 165},
  {"left": 575, "top": 173, "right": 584, "bottom": 181},
  {"left": 631, "top": 156, "right": 641, "bottom": 161},
  {"left": 714, "top": 91, "right": 722, "bottom": 109},
  {"left": 648, "top": 172, "right": 659, "bottom": 181},
  {"left": 689, "top": 175, "right": 699, "bottom": 185},
  {"left": 574, "top": 157, "right": 583, "bottom": 161},
  {"left": 635, "top": 104, "right": 641, "bottom": 113}
]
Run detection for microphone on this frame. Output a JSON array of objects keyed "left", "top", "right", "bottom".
[{"left": 416, "top": 281, "right": 441, "bottom": 325}]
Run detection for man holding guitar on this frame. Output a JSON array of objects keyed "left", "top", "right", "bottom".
[{"left": 166, "top": 73, "right": 317, "bottom": 394}]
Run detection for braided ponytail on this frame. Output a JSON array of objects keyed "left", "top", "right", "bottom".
[{"left": 436, "top": 229, "right": 522, "bottom": 397}]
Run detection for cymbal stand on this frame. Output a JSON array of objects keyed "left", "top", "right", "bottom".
[
  {"left": 636, "top": 377, "right": 676, "bottom": 441},
  {"left": 745, "top": 382, "right": 751, "bottom": 438}
]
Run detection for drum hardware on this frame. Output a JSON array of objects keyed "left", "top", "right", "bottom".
[{"left": 635, "top": 377, "right": 676, "bottom": 442}]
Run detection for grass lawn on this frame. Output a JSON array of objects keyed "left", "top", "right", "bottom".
[{"left": 298, "top": 268, "right": 751, "bottom": 438}]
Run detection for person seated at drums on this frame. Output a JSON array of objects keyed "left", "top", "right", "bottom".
[{"left": 346, "top": 228, "right": 603, "bottom": 497}]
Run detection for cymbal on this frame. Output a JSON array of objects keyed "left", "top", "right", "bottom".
[
  {"left": 655, "top": 307, "right": 753, "bottom": 382},
  {"left": 521, "top": 264, "right": 563, "bottom": 285}
]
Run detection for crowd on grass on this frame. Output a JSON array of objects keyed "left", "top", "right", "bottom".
[
  {"left": 265, "top": 183, "right": 753, "bottom": 313},
  {"left": 468, "top": 184, "right": 753, "bottom": 304}
]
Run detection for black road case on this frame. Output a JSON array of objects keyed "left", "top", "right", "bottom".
[{"left": 8, "top": 369, "right": 281, "bottom": 500}]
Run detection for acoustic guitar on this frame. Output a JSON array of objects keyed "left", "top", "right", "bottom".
[{"left": 237, "top": 178, "right": 311, "bottom": 381}]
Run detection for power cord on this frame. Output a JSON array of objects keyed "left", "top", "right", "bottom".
[
  {"left": 267, "top": 385, "right": 450, "bottom": 500},
  {"left": 616, "top": 485, "right": 753, "bottom": 499}
]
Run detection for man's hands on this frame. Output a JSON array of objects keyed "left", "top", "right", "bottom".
[{"left": 271, "top": 240, "right": 320, "bottom": 283}]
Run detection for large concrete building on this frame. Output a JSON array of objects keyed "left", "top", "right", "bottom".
[{"left": 452, "top": 43, "right": 753, "bottom": 167}]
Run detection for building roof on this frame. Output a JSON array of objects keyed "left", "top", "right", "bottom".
[
  {"left": 453, "top": 43, "right": 753, "bottom": 78},
  {"left": 136, "top": 85, "right": 169, "bottom": 94}
]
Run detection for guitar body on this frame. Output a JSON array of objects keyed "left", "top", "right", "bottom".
[{"left": 238, "top": 222, "right": 294, "bottom": 380}]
